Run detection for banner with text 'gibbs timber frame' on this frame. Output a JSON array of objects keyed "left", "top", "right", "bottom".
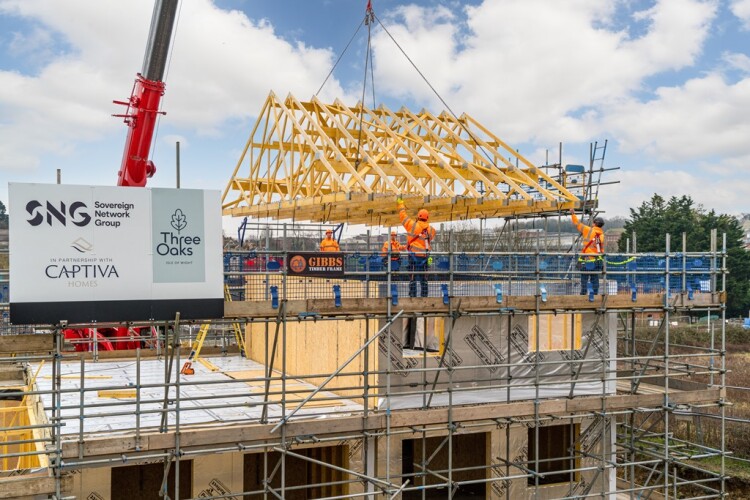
[
  {"left": 8, "top": 183, "right": 224, "bottom": 324},
  {"left": 287, "top": 252, "right": 345, "bottom": 278}
]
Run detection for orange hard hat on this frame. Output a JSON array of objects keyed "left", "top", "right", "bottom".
[{"left": 418, "top": 209, "right": 429, "bottom": 221}]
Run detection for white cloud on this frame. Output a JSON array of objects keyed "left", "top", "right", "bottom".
[
  {"left": 730, "top": 0, "right": 750, "bottom": 29},
  {"left": 602, "top": 162, "right": 750, "bottom": 218},
  {"left": 367, "top": 0, "right": 750, "bottom": 219},
  {"left": 0, "top": 0, "right": 350, "bottom": 170},
  {"left": 371, "top": 0, "right": 718, "bottom": 144},
  {"left": 722, "top": 51, "right": 750, "bottom": 73},
  {"left": 604, "top": 74, "right": 750, "bottom": 162},
  {"left": 160, "top": 134, "right": 188, "bottom": 150}
]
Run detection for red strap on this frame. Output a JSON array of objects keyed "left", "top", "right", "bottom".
[
  {"left": 407, "top": 228, "right": 432, "bottom": 252},
  {"left": 582, "top": 229, "right": 601, "bottom": 253}
]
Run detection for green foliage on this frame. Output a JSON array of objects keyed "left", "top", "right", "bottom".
[
  {"left": 619, "top": 194, "right": 750, "bottom": 317},
  {"left": 0, "top": 200, "right": 6, "bottom": 228}
]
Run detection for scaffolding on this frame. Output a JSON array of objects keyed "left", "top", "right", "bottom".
[{"left": 0, "top": 229, "right": 729, "bottom": 499}]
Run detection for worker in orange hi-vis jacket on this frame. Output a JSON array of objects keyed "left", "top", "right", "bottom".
[
  {"left": 571, "top": 209, "right": 605, "bottom": 295},
  {"left": 320, "top": 229, "right": 340, "bottom": 252},
  {"left": 381, "top": 231, "right": 404, "bottom": 260},
  {"left": 381, "top": 231, "right": 404, "bottom": 274},
  {"left": 398, "top": 198, "right": 436, "bottom": 297}
]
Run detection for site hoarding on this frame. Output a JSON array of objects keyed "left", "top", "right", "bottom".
[{"left": 8, "top": 183, "right": 224, "bottom": 324}]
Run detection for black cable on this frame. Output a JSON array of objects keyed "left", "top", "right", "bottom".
[
  {"left": 355, "top": 20, "right": 372, "bottom": 168},
  {"left": 315, "top": 17, "right": 366, "bottom": 96},
  {"left": 373, "top": 12, "right": 498, "bottom": 170},
  {"left": 369, "top": 23, "right": 377, "bottom": 109}
]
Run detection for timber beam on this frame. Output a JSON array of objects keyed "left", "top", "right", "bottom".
[
  {"left": 224, "top": 292, "right": 723, "bottom": 320},
  {"left": 0, "top": 475, "right": 72, "bottom": 499},
  {"left": 60, "top": 386, "right": 721, "bottom": 461},
  {"left": 0, "top": 334, "right": 54, "bottom": 354}
]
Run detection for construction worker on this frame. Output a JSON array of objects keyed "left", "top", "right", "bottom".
[
  {"left": 381, "top": 231, "right": 404, "bottom": 272},
  {"left": 398, "top": 198, "right": 436, "bottom": 297},
  {"left": 320, "top": 229, "right": 340, "bottom": 252},
  {"left": 571, "top": 209, "right": 605, "bottom": 295}
]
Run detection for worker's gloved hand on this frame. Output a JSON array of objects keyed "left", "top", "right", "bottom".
[
  {"left": 427, "top": 256, "right": 433, "bottom": 267},
  {"left": 397, "top": 196, "right": 404, "bottom": 205}
]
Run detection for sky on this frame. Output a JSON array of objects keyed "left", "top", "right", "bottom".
[{"left": 1, "top": 0, "right": 750, "bottom": 233}]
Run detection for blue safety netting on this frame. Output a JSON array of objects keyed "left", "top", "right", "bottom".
[{"left": 221, "top": 251, "right": 717, "bottom": 299}]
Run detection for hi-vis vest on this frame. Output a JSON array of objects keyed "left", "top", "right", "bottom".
[
  {"left": 320, "top": 238, "right": 340, "bottom": 252},
  {"left": 572, "top": 213, "right": 604, "bottom": 256},
  {"left": 399, "top": 207, "right": 436, "bottom": 257},
  {"left": 381, "top": 240, "right": 402, "bottom": 259}
]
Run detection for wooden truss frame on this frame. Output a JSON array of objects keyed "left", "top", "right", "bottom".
[{"left": 222, "top": 92, "right": 581, "bottom": 226}]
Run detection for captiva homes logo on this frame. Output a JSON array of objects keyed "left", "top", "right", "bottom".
[
  {"left": 71, "top": 237, "right": 94, "bottom": 253},
  {"left": 156, "top": 208, "right": 202, "bottom": 256}
]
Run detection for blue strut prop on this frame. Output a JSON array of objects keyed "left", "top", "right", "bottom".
[{"left": 494, "top": 284, "right": 503, "bottom": 304}]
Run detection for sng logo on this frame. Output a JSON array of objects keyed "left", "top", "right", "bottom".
[{"left": 26, "top": 200, "right": 91, "bottom": 227}]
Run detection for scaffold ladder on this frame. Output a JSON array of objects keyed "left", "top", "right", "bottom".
[
  {"left": 225, "top": 284, "right": 246, "bottom": 355},
  {"left": 180, "top": 285, "right": 246, "bottom": 375}
]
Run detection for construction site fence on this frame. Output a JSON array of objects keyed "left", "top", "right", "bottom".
[{"left": 223, "top": 249, "right": 720, "bottom": 302}]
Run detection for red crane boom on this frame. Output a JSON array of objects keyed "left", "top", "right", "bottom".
[
  {"left": 65, "top": 1, "right": 181, "bottom": 352},
  {"left": 114, "top": 0, "right": 179, "bottom": 187}
]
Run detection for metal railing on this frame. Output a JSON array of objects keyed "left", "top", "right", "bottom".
[{"left": 222, "top": 249, "right": 719, "bottom": 303}]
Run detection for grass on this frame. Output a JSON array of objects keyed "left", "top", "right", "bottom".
[
  {"left": 693, "top": 455, "right": 750, "bottom": 481},
  {"left": 622, "top": 324, "right": 750, "bottom": 496}
]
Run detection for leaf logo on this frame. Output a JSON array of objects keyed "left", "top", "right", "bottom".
[{"left": 171, "top": 209, "right": 187, "bottom": 233}]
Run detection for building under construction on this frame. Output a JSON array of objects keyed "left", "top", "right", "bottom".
[{"left": 0, "top": 89, "right": 729, "bottom": 500}]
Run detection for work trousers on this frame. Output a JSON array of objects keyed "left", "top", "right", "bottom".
[
  {"left": 408, "top": 254, "right": 429, "bottom": 298},
  {"left": 580, "top": 259, "right": 602, "bottom": 295}
]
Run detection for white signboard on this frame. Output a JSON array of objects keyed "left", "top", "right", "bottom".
[{"left": 9, "top": 183, "right": 223, "bottom": 324}]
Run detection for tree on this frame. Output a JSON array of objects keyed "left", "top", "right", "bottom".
[
  {"left": 619, "top": 194, "right": 750, "bottom": 317},
  {"left": 0, "top": 200, "right": 7, "bottom": 228}
]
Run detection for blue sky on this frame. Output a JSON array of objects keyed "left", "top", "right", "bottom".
[{"left": 1, "top": 0, "right": 750, "bottom": 230}]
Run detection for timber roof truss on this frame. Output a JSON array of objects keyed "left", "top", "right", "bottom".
[{"left": 222, "top": 92, "right": 580, "bottom": 225}]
